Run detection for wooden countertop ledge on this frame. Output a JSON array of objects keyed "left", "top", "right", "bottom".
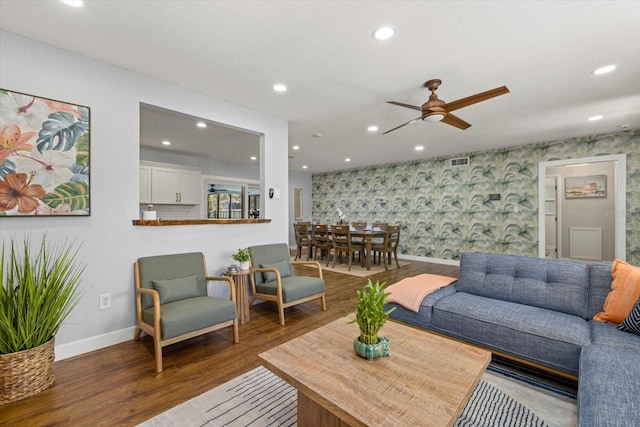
[{"left": 132, "top": 219, "right": 271, "bottom": 226}]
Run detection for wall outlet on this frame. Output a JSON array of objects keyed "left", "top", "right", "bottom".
[{"left": 99, "top": 293, "right": 112, "bottom": 310}]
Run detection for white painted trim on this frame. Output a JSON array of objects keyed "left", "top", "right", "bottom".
[
  {"left": 399, "top": 254, "right": 461, "bottom": 266},
  {"left": 538, "top": 154, "right": 626, "bottom": 261},
  {"left": 55, "top": 326, "right": 137, "bottom": 361}
]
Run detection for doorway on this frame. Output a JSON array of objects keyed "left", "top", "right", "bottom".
[
  {"left": 544, "top": 175, "right": 560, "bottom": 259},
  {"left": 538, "top": 154, "right": 626, "bottom": 261}
]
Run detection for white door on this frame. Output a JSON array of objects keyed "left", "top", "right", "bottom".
[{"left": 544, "top": 176, "right": 559, "bottom": 259}]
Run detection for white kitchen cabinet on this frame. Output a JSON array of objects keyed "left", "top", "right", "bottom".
[
  {"left": 139, "top": 166, "right": 151, "bottom": 204},
  {"left": 146, "top": 166, "right": 201, "bottom": 204}
]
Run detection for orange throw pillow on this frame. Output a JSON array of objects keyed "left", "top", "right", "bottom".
[{"left": 594, "top": 260, "right": 640, "bottom": 324}]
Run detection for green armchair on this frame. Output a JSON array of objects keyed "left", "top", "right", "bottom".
[
  {"left": 248, "top": 243, "right": 326, "bottom": 325},
  {"left": 134, "top": 252, "right": 239, "bottom": 373}
]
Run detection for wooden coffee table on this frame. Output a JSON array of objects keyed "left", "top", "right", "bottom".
[{"left": 258, "top": 316, "right": 491, "bottom": 427}]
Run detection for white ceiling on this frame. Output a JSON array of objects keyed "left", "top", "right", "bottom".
[{"left": 1, "top": 1, "right": 639, "bottom": 173}]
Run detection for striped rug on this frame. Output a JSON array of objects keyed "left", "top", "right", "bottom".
[{"left": 139, "top": 366, "right": 547, "bottom": 427}]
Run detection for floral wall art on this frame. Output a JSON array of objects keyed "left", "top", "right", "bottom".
[
  {"left": 312, "top": 130, "right": 640, "bottom": 265},
  {"left": 0, "top": 89, "right": 90, "bottom": 216}
]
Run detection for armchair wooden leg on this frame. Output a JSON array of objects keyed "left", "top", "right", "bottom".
[
  {"left": 154, "top": 335, "right": 163, "bottom": 373},
  {"left": 134, "top": 327, "right": 142, "bottom": 341},
  {"left": 320, "top": 294, "right": 327, "bottom": 311},
  {"left": 278, "top": 305, "right": 286, "bottom": 326},
  {"left": 232, "top": 319, "right": 239, "bottom": 343}
]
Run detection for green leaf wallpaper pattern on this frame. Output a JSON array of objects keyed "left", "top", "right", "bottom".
[{"left": 312, "top": 130, "right": 640, "bottom": 265}]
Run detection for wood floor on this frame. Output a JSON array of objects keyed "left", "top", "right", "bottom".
[{"left": 0, "top": 260, "right": 458, "bottom": 426}]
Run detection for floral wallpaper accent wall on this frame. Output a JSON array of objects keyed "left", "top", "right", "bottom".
[{"left": 312, "top": 130, "right": 640, "bottom": 265}]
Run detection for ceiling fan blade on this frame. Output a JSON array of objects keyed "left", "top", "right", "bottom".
[
  {"left": 383, "top": 116, "right": 423, "bottom": 134},
  {"left": 444, "top": 86, "right": 510, "bottom": 112},
  {"left": 386, "top": 101, "right": 421, "bottom": 111},
  {"left": 441, "top": 113, "right": 471, "bottom": 130}
]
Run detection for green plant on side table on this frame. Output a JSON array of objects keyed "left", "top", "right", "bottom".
[
  {"left": 349, "top": 279, "right": 396, "bottom": 360},
  {"left": 231, "top": 247, "right": 251, "bottom": 270},
  {"left": 0, "top": 235, "right": 85, "bottom": 404}
]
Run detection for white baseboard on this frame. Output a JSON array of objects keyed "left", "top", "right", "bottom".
[
  {"left": 55, "top": 326, "right": 137, "bottom": 361},
  {"left": 398, "top": 254, "right": 461, "bottom": 266}
]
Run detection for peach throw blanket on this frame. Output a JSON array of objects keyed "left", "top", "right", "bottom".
[{"left": 387, "top": 274, "right": 457, "bottom": 312}]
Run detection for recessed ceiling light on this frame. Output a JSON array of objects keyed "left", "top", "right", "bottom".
[
  {"left": 162, "top": 140, "right": 171, "bottom": 146},
  {"left": 415, "top": 145, "right": 424, "bottom": 151},
  {"left": 60, "top": 0, "right": 83, "bottom": 7},
  {"left": 345, "top": 158, "right": 351, "bottom": 162},
  {"left": 588, "top": 115, "right": 603, "bottom": 121},
  {"left": 372, "top": 26, "right": 395, "bottom": 41},
  {"left": 592, "top": 65, "right": 616, "bottom": 75},
  {"left": 302, "top": 165, "right": 308, "bottom": 169},
  {"left": 273, "top": 83, "right": 287, "bottom": 92},
  {"left": 367, "top": 125, "right": 379, "bottom": 132},
  {"left": 250, "top": 156, "right": 257, "bottom": 160},
  {"left": 196, "top": 121, "right": 207, "bottom": 128},
  {"left": 292, "top": 145, "right": 300, "bottom": 150}
]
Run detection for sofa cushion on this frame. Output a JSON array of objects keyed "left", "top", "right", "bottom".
[
  {"left": 587, "top": 263, "right": 613, "bottom": 318},
  {"left": 432, "top": 292, "right": 590, "bottom": 375},
  {"left": 260, "top": 259, "right": 293, "bottom": 282},
  {"left": 618, "top": 298, "right": 640, "bottom": 335},
  {"left": 255, "top": 275, "right": 324, "bottom": 303},
  {"left": 589, "top": 320, "right": 640, "bottom": 351},
  {"left": 578, "top": 345, "right": 640, "bottom": 426},
  {"left": 152, "top": 274, "right": 201, "bottom": 305},
  {"left": 388, "top": 284, "right": 457, "bottom": 328},
  {"left": 594, "top": 259, "right": 640, "bottom": 324},
  {"left": 143, "top": 296, "right": 236, "bottom": 340},
  {"left": 457, "top": 252, "right": 589, "bottom": 318}
]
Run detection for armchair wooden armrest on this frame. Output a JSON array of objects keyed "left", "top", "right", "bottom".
[
  {"left": 136, "top": 287, "right": 161, "bottom": 332},
  {"left": 205, "top": 275, "right": 237, "bottom": 303},
  {"left": 291, "top": 260, "right": 323, "bottom": 278},
  {"left": 249, "top": 267, "right": 283, "bottom": 295}
]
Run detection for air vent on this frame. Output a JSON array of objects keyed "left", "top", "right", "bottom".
[{"left": 449, "top": 156, "right": 470, "bottom": 167}]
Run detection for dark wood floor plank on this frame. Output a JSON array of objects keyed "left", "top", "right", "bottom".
[{"left": 0, "top": 260, "right": 458, "bottom": 426}]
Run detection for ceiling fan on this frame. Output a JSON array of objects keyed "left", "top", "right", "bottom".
[{"left": 384, "top": 79, "right": 509, "bottom": 134}]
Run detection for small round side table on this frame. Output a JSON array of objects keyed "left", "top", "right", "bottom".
[{"left": 223, "top": 269, "right": 251, "bottom": 325}]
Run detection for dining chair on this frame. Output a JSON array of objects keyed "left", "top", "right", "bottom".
[
  {"left": 350, "top": 221, "right": 367, "bottom": 260},
  {"left": 312, "top": 223, "right": 332, "bottom": 265},
  {"left": 331, "top": 224, "right": 364, "bottom": 271},
  {"left": 248, "top": 243, "right": 326, "bottom": 325},
  {"left": 371, "top": 221, "right": 388, "bottom": 262},
  {"left": 387, "top": 225, "right": 402, "bottom": 268},
  {"left": 293, "top": 222, "right": 313, "bottom": 260},
  {"left": 134, "top": 252, "right": 239, "bottom": 373}
]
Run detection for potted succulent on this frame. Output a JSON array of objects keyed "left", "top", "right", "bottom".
[
  {"left": 0, "top": 235, "right": 85, "bottom": 404},
  {"left": 231, "top": 248, "right": 251, "bottom": 270},
  {"left": 349, "top": 279, "right": 396, "bottom": 360}
]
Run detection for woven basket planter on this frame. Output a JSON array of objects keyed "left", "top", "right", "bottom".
[{"left": 0, "top": 338, "right": 55, "bottom": 405}]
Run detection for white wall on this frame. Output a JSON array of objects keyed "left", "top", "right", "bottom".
[{"left": 0, "top": 31, "right": 289, "bottom": 359}]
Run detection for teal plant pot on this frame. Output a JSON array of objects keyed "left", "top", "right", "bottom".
[{"left": 353, "top": 336, "right": 390, "bottom": 360}]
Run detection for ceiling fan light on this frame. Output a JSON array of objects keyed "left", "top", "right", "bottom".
[{"left": 423, "top": 113, "right": 445, "bottom": 122}]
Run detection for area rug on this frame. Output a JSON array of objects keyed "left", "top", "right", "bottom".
[
  {"left": 138, "top": 365, "right": 576, "bottom": 427},
  {"left": 294, "top": 256, "right": 409, "bottom": 278}
]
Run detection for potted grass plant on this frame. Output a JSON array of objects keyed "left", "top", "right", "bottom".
[
  {"left": 231, "top": 248, "right": 251, "bottom": 270},
  {"left": 349, "top": 279, "right": 396, "bottom": 360},
  {"left": 0, "top": 235, "right": 85, "bottom": 404}
]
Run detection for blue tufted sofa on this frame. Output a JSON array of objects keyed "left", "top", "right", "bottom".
[{"left": 387, "top": 251, "right": 640, "bottom": 426}]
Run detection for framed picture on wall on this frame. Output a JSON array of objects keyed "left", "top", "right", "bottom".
[
  {"left": 565, "top": 174, "right": 606, "bottom": 199},
  {"left": 0, "top": 89, "right": 90, "bottom": 216},
  {"left": 294, "top": 188, "right": 303, "bottom": 220}
]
